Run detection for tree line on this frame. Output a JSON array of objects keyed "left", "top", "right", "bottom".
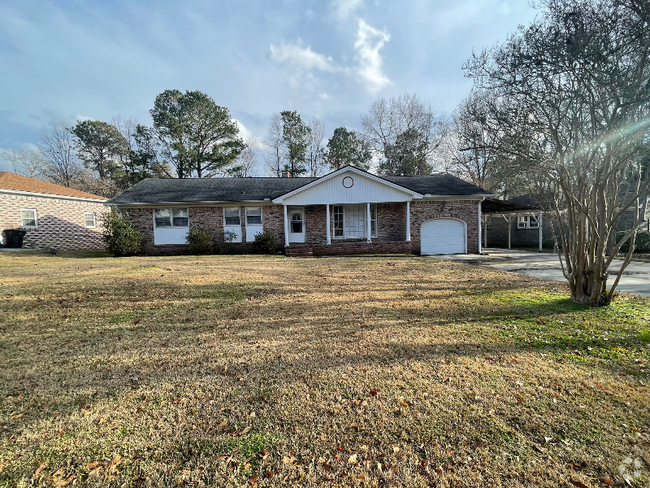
[{"left": 4, "top": 90, "right": 453, "bottom": 196}]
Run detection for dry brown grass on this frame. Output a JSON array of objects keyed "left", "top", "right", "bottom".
[{"left": 0, "top": 252, "right": 649, "bottom": 487}]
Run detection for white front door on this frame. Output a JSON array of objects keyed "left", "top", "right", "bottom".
[{"left": 288, "top": 207, "right": 305, "bottom": 243}]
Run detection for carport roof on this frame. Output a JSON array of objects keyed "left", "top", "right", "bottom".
[{"left": 482, "top": 197, "right": 542, "bottom": 214}]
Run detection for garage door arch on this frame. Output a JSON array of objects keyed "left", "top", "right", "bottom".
[{"left": 420, "top": 218, "right": 467, "bottom": 255}]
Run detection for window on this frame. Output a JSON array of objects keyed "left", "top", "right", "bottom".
[
  {"left": 290, "top": 210, "right": 303, "bottom": 233},
  {"left": 21, "top": 209, "right": 37, "bottom": 228},
  {"left": 224, "top": 207, "right": 241, "bottom": 225},
  {"left": 486, "top": 217, "right": 492, "bottom": 230},
  {"left": 333, "top": 205, "right": 344, "bottom": 237},
  {"left": 332, "top": 204, "right": 377, "bottom": 239},
  {"left": 154, "top": 208, "right": 189, "bottom": 228},
  {"left": 84, "top": 213, "right": 96, "bottom": 228},
  {"left": 517, "top": 216, "right": 539, "bottom": 229},
  {"left": 246, "top": 207, "right": 262, "bottom": 225}
]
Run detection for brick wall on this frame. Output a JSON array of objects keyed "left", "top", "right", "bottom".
[
  {"left": 410, "top": 200, "right": 480, "bottom": 254},
  {"left": 127, "top": 205, "right": 286, "bottom": 255},
  {"left": 124, "top": 200, "right": 481, "bottom": 255},
  {"left": 486, "top": 214, "right": 555, "bottom": 249},
  {"left": 0, "top": 192, "right": 106, "bottom": 251}
]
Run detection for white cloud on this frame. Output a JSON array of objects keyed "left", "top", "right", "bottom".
[
  {"left": 269, "top": 38, "right": 339, "bottom": 73},
  {"left": 319, "top": 92, "right": 331, "bottom": 100},
  {"left": 331, "top": 0, "right": 364, "bottom": 20},
  {"left": 354, "top": 19, "right": 392, "bottom": 93}
]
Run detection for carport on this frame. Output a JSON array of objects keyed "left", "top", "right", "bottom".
[{"left": 481, "top": 198, "right": 544, "bottom": 251}]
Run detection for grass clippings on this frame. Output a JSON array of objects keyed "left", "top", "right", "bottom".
[{"left": 0, "top": 253, "right": 649, "bottom": 487}]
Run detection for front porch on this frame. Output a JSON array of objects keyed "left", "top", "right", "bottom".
[{"left": 282, "top": 202, "right": 412, "bottom": 251}]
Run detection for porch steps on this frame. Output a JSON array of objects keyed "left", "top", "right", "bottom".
[{"left": 285, "top": 246, "right": 314, "bottom": 258}]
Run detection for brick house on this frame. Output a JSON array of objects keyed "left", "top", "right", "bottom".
[
  {"left": 0, "top": 172, "right": 107, "bottom": 251},
  {"left": 108, "top": 166, "right": 492, "bottom": 256}
]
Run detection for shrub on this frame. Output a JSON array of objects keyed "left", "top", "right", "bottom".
[
  {"left": 186, "top": 228, "right": 214, "bottom": 254},
  {"left": 102, "top": 207, "right": 143, "bottom": 256},
  {"left": 253, "top": 232, "right": 277, "bottom": 254},
  {"left": 617, "top": 230, "right": 650, "bottom": 253}
]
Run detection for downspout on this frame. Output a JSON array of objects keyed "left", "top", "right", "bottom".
[{"left": 478, "top": 196, "right": 485, "bottom": 254}]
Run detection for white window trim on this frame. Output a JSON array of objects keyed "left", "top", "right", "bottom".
[
  {"left": 517, "top": 215, "right": 539, "bottom": 229},
  {"left": 245, "top": 206, "right": 263, "bottom": 226},
  {"left": 332, "top": 204, "right": 377, "bottom": 239},
  {"left": 223, "top": 207, "right": 241, "bottom": 226},
  {"left": 21, "top": 209, "right": 38, "bottom": 228},
  {"left": 152, "top": 208, "right": 190, "bottom": 229},
  {"left": 84, "top": 212, "right": 96, "bottom": 228}
]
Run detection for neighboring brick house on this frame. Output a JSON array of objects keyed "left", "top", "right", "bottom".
[
  {"left": 108, "top": 166, "right": 491, "bottom": 256},
  {"left": 0, "top": 172, "right": 107, "bottom": 251}
]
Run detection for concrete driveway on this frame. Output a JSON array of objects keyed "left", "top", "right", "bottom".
[{"left": 436, "top": 248, "right": 650, "bottom": 298}]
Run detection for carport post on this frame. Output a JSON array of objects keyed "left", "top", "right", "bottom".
[
  {"left": 508, "top": 214, "right": 512, "bottom": 250},
  {"left": 538, "top": 211, "right": 543, "bottom": 252},
  {"left": 483, "top": 216, "right": 488, "bottom": 249}
]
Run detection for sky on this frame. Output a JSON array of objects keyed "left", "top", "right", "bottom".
[{"left": 0, "top": 0, "right": 540, "bottom": 174}]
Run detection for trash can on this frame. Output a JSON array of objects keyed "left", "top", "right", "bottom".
[{"left": 3, "top": 229, "right": 27, "bottom": 248}]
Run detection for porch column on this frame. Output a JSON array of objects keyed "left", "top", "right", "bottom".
[
  {"left": 406, "top": 201, "right": 411, "bottom": 241},
  {"left": 538, "top": 211, "right": 543, "bottom": 252},
  {"left": 366, "top": 203, "right": 372, "bottom": 243},
  {"left": 326, "top": 204, "right": 331, "bottom": 245},
  {"left": 283, "top": 204, "right": 289, "bottom": 248}
]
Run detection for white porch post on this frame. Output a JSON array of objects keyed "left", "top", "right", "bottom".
[
  {"left": 283, "top": 204, "right": 289, "bottom": 248},
  {"left": 538, "top": 211, "right": 543, "bottom": 252},
  {"left": 326, "top": 204, "right": 331, "bottom": 245},
  {"left": 366, "top": 203, "right": 372, "bottom": 243},
  {"left": 508, "top": 214, "right": 512, "bottom": 250},
  {"left": 406, "top": 201, "right": 411, "bottom": 242}
]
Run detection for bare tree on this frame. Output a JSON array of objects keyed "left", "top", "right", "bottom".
[
  {"left": 444, "top": 90, "right": 533, "bottom": 198},
  {"left": 228, "top": 135, "right": 257, "bottom": 177},
  {"left": 306, "top": 116, "right": 326, "bottom": 176},
  {"left": 466, "top": 0, "right": 650, "bottom": 305},
  {"left": 361, "top": 92, "right": 443, "bottom": 175},
  {"left": 1, "top": 149, "right": 45, "bottom": 177},
  {"left": 264, "top": 113, "right": 284, "bottom": 176},
  {"left": 39, "top": 125, "right": 83, "bottom": 187}
]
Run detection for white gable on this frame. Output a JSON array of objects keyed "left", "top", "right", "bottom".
[{"left": 274, "top": 168, "right": 421, "bottom": 205}]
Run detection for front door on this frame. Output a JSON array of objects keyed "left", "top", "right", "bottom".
[{"left": 288, "top": 207, "right": 306, "bottom": 243}]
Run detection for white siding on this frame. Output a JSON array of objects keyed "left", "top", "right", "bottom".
[
  {"left": 282, "top": 170, "right": 413, "bottom": 205},
  {"left": 154, "top": 228, "right": 188, "bottom": 245},
  {"left": 245, "top": 224, "right": 263, "bottom": 242}
]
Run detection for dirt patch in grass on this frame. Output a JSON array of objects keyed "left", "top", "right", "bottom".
[{"left": 0, "top": 253, "right": 649, "bottom": 487}]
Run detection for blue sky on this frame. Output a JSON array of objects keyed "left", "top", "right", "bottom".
[{"left": 0, "top": 0, "right": 539, "bottom": 173}]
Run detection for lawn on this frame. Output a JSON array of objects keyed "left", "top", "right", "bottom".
[{"left": 0, "top": 253, "right": 649, "bottom": 487}]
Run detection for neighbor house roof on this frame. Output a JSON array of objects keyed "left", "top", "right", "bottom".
[
  {"left": 0, "top": 172, "right": 107, "bottom": 200},
  {"left": 107, "top": 168, "right": 490, "bottom": 206}
]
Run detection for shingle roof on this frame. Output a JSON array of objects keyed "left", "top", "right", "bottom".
[
  {"left": 0, "top": 172, "right": 107, "bottom": 200},
  {"left": 107, "top": 171, "right": 489, "bottom": 205},
  {"left": 383, "top": 174, "right": 489, "bottom": 196},
  {"left": 108, "top": 177, "right": 319, "bottom": 204}
]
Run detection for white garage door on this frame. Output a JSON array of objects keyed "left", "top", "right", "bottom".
[{"left": 421, "top": 219, "right": 466, "bottom": 255}]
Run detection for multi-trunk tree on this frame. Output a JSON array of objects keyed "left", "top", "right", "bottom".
[{"left": 465, "top": 0, "right": 650, "bottom": 305}]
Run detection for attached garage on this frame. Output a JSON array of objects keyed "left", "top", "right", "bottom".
[{"left": 420, "top": 218, "right": 466, "bottom": 255}]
